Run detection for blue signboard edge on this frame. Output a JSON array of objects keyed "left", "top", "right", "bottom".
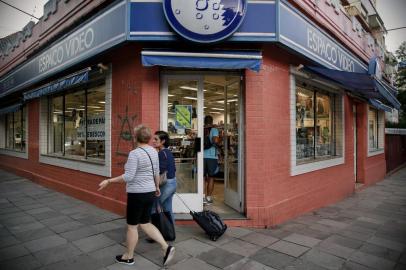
[
  {"left": 0, "top": 0, "right": 127, "bottom": 98},
  {"left": 278, "top": 0, "right": 368, "bottom": 72},
  {"left": 126, "top": 0, "right": 278, "bottom": 42}
]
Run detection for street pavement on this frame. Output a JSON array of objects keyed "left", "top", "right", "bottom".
[{"left": 0, "top": 168, "right": 405, "bottom": 270}]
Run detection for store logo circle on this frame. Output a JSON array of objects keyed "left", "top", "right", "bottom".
[{"left": 163, "top": 0, "right": 247, "bottom": 43}]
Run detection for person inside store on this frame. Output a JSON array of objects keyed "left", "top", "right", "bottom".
[
  {"left": 203, "top": 115, "right": 219, "bottom": 205},
  {"left": 146, "top": 130, "right": 177, "bottom": 242},
  {"left": 97, "top": 125, "right": 175, "bottom": 266}
]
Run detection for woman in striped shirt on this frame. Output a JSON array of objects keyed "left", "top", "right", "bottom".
[{"left": 98, "top": 125, "right": 175, "bottom": 266}]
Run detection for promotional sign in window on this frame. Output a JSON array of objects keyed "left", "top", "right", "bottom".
[
  {"left": 77, "top": 114, "right": 105, "bottom": 140},
  {"left": 175, "top": 105, "right": 192, "bottom": 129}
]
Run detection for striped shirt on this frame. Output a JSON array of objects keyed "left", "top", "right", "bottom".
[{"left": 122, "top": 146, "right": 159, "bottom": 193}]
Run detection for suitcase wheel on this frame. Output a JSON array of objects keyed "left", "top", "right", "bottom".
[{"left": 210, "top": 235, "right": 218, "bottom": 241}]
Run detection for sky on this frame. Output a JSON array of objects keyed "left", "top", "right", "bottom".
[{"left": 0, "top": 0, "right": 405, "bottom": 53}]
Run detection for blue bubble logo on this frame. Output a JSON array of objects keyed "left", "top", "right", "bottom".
[{"left": 163, "top": 0, "right": 247, "bottom": 43}]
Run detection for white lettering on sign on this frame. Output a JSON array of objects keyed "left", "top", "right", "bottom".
[
  {"left": 38, "top": 28, "right": 94, "bottom": 73},
  {"left": 307, "top": 28, "right": 355, "bottom": 72}
]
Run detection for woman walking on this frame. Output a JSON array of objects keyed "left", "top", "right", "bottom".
[
  {"left": 152, "top": 131, "right": 177, "bottom": 224},
  {"left": 98, "top": 125, "right": 175, "bottom": 266}
]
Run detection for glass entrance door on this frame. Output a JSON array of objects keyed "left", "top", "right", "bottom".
[
  {"left": 161, "top": 73, "right": 244, "bottom": 215},
  {"left": 160, "top": 75, "right": 204, "bottom": 212},
  {"left": 202, "top": 75, "right": 243, "bottom": 213},
  {"left": 223, "top": 79, "right": 243, "bottom": 212}
]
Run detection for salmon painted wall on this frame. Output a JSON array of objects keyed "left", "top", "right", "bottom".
[
  {"left": 0, "top": 43, "right": 388, "bottom": 227},
  {"left": 244, "top": 45, "right": 376, "bottom": 227},
  {"left": 355, "top": 103, "right": 386, "bottom": 186},
  {"left": 0, "top": 44, "right": 160, "bottom": 217}
]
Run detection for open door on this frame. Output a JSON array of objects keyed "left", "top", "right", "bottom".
[
  {"left": 160, "top": 75, "right": 204, "bottom": 213},
  {"left": 223, "top": 78, "right": 244, "bottom": 212}
]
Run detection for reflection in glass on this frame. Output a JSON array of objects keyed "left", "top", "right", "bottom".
[
  {"left": 64, "top": 91, "right": 85, "bottom": 157},
  {"left": 167, "top": 80, "right": 198, "bottom": 193},
  {"left": 316, "top": 92, "right": 331, "bottom": 158},
  {"left": 369, "top": 109, "right": 377, "bottom": 149},
  {"left": 13, "top": 110, "right": 22, "bottom": 150},
  {"left": 296, "top": 86, "right": 315, "bottom": 163},
  {"left": 225, "top": 79, "right": 240, "bottom": 192},
  {"left": 4, "top": 108, "right": 25, "bottom": 151},
  {"left": 51, "top": 96, "right": 64, "bottom": 154},
  {"left": 21, "top": 107, "right": 26, "bottom": 151},
  {"left": 86, "top": 86, "right": 106, "bottom": 160},
  {"left": 6, "top": 113, "right": 13, "bottom": 149}
]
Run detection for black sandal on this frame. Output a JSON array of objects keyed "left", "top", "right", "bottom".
[{"left": 115, "top": 255, "right": 134, "bottom": 265}]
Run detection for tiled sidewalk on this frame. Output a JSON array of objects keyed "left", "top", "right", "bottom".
[{"left": 0, "top": 168, "right": 405, "bottom": 270}]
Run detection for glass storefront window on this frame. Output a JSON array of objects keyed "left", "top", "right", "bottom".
[
  {"left": 3, "top": 107, "right": 26, "bottom": 152},
  {"left": 47, "top": 79, "right": 106, "bottom": 161},
  {"left": 86, "top": 86, "right": 106, "bottom": 160},
  {"left": 6, "top": 113, "right": 13, "bottom": 149},
  {"left": 316, "top": 92, "right": 332, "bottom": 158},
  {"left": 296, "top": 87, "right": 315, "bottom": 162},
  {"left": 296, "top": 81, "right": 338, "bottom": 164},
  {"left": 368, "top": 108, "right": 378, "bottom": 150},
  {"left": 65, "top": 90, "right": 86, "bottom": 158},
  {"left": 51, "top": 96, "right": 64, "bottom": 155}
]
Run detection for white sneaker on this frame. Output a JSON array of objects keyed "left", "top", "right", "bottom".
[{"left": 206, "top": 196, "right": 213, "bottom": 204}]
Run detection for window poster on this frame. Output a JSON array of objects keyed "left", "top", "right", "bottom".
[{"left": 175, "top": 105, "right": 192, "bottom": 129}]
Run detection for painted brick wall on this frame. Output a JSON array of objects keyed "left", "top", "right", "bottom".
[
  {"left": 0, "top": 44, "right": 161, "bottom": 217},
  {"left": 354, "top": 103, "right": 386, "bottom": 186},
  {"left": 0, "top": 43, "right": 388, "bottom": 227},
  {"left": 244, "top": 45, "right": 385, "bottom": 227}
]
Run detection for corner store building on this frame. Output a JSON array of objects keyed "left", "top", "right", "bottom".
[{"left": 0, "top": 0, "right": 400, "bottom": 227}]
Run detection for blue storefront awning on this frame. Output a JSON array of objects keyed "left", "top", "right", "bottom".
[
  {"left": 303, "top": 66, "right": 400, "bottom": 110},
  {"left": 23, "top": 69, "right": 89, "bottom": 101},
  {"left": 369, "top": 99, "right": 393, "bottom": 113},
  {"left": 141, "top": 51, "right": 262, "bottom": 72},
  {"left": 0, "top": 103, "right": 22, "bottom": 115}
]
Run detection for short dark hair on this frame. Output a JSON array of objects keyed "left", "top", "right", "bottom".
[
  {"left": 134, "top": 125, "right": 152, "bottom": 144},
  {"left": 204, "top": 115, "right": 213, "bottom": 125},
  {"left": 155, "top": 130, "right": 170, "bottom": 148}
]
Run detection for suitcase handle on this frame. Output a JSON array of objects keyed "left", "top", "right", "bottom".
[{"left": 174, "top": 192, "right": 195, "bottom": 214}]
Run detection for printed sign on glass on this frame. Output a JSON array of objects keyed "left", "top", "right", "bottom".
[
  {"left": 77, "top": 114, "right": 105, "bottom": 140},
  {"left": 175, "top": 105, "right": 192, "bottom": 129},
  {"left": 163, "top": 0, "right": 247, "bottom": 43}
]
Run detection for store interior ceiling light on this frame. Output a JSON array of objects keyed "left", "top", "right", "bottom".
[
  {"left": 184, "top": 96, "right": 197, "bottom": 100},
  {"left": 180, "top": 86, "right": 207, "bottom": 91},
  {"left": 297, "top": 92, "right": 309, "bottom": 98},
  {"left": 98, "top": 101, "right": 106, "bottom": 104},
  {"left": 168, "top": 94, "right": 175, "bottom": 97},
  {"left": 216, "top": 99, "right": 238, "bottom": 103},
  {"left": 210, "top": 111, "right": 221, "bottom": 114},
  {"left": 212, "top": 108, "right": 224, "bottom": 111}
]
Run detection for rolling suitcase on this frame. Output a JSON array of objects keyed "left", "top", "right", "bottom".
[{"left": 175, "top": 193, "right": 227, "bottom": 241}]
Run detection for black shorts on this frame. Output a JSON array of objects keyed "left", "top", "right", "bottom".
[
  {"left": 126, "top": 192, "right": 155, "bottom": 225},
  {"left": 204, "top": 158, "right": 219, "bottom": 177}
]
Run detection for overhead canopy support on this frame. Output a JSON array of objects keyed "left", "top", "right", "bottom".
[
  {"left": 23, "top": 69, "right": 90, "bottom": 101},
  {"left": 303, "top": 66, "right": 400, "bottom": 110},
  {"left": 141, "top": 50, "right": 262, "bottom": 72},
  {"left": 369, "top": 99, "right": 392, "bottom": 112},
  {"left": 0, "top": 103, "right": 22, "bottom": 115}
]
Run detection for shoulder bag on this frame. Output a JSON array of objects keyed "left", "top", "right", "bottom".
[{"left": 140, "top": 147, "right": 167, "bottom": 186}]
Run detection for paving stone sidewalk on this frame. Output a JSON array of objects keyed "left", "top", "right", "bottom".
[{"left": 0, "top": 168, "right": 405, "bottom": 270}]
